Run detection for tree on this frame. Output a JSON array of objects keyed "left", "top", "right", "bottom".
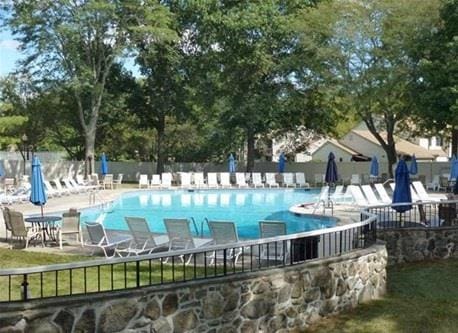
[
  {"left": 3, "top": 0, "right": 173, "bottom": 174},
  {"left": 413, "top": 0, "right": 458, "bottom": 157},
  {"left": 295, "top": 0, "right": 442, "bottom": 177},
  {"left": 186, "top": 1, "right": 326, "bottom": 171}
]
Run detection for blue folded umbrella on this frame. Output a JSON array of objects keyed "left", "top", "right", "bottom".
[
  {"left": 101, "top": 153, "right": 108, "bottom": 176},
  {"left": 228, "top": 154, "right": 236, "bottom": 173},
  {"left": 392, "top": 159, "right": 412, "bottom": 213},
  {"left": 370, "top": 156, "right": 379, "bottom": 177},
  {"left": 410, "top": 154, "right": 418, "bottom": 175},
  {"left": 30, "top": 156, "right": 47, "bottom": 216},
  {"left": 325, "top": 152, "right": 338, "bottom": 184},
  {"left": 278, "top": 152, "right": 286, "bottom": 173}
]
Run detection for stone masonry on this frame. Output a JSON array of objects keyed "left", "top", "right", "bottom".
[
  {"left": 0, "top": 244, "right": 386, "bottom": 333},
  {"left": 378, "top": 226, "right": 458, "bottom": 265}
]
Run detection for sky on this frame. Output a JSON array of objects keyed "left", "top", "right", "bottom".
[{"left": 0, "top": 29, "right": 21, "bottom": 76}]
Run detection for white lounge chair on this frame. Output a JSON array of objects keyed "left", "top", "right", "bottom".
[
  {"left": 139, "top": 174, "right": 149, "bottom": 189},
  {"left": 349, "top": 185, "right": 369, "bottom": 206},
  {"left": 116, "top": 217, "right": 169, "bottom": 257},
  {"left": 44, "top": 180, "right": 61, "bottom": 197},
  {"left": 84, "top": 222, "right": 132, "bottom": 258},
  {"left": 251, "top": 173, "right": 264, "bottom": 188},
  {"left": 220, "top": 173, "right": 232, "bottom": 188},
  {"left": 361, "top": 185, "right": 385, "bottom": 206},
  {"left": 161, "top": 173, "right": 173, "bottom": 188},
  {"left": 374, "top": 184, "right": 392, "bottom": 204},
  {"left": 259, "top": 221, "right": 288, "bottom": 263},
  {"left": 265, "top": 173, "right": 279, "bottom": 188},
  {"left": 207, "top": 221, "right": 242, "bottom": 265},
  {"left": 150, "top": 174, "right": 161, "bottom": 188},
  {"left": 62, "top": 178, "right": 84, "bottom": 193},
  {"left": 235, "top": 173, "right": 249, "bottom": 188},
  {"left": 295, "top": 173, "right": 310, "bottom": 188},
  {"left": 330, "top": 185, "right": 350, "bottom": 203},
  {"left": 412, "top": 181, "right": 446, "bottom": 202},
  {"left": 52, "top": 179, "right": 72, "bottom": 195},
  {"left": 282, "top": 173, "right": 296, "bottom": 188},
  {"left": 179, "top": 172, "right": 192, "bottom": 188},
  {"left": 164, "top": 218, "right": 213, "bottom": 265},
  {"left": 193, "top": 172, "right": 206, "bottom": 188},
  {"left": 207, "top": 173, "right": 219, "bottom": 188}
]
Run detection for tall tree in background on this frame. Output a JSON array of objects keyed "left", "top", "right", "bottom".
[
  {"left": 3, "top": 0, "right": 173, "bottom": 174},
  {"left": 295, "top": 0, "right": 442, "bottom": 177},
  {"left": 413, "top": 0, "right": 458, "bottom": 157}
]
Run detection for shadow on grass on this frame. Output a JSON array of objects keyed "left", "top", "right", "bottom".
[{"left": 307, "top": 259, "right": 458, "bottom": 333}]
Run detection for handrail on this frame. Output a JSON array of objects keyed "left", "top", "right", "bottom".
[
  {"left": 0, "top": 212, "right": 377, "bottom": 276},
  {"left": 190, "top": 216, "right": 200, "bottom": 236}
]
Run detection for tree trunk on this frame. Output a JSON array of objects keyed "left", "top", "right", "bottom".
[
  {"left": 156, "top": 115, "right": 166, "bottom": 174},
  {"left": 246, "top": 131, "right": 255, "bottom": 172},
  {"left": 84, "top": 128, "right": 96, "bottom": 177},
  {"left": 452, "top": 127, "right": 458, "bottom": 158},
  {"left": 386, "top": 143, "right": 397, "bottom": 179}
]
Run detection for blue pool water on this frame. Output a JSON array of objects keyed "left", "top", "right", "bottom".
[{"left": 82, "top": 189, "right": 336, "bottom": 239}]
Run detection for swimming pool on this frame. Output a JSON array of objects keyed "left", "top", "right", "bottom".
[{"left": 82, "top": 189, "right": 336, "bottom": 239}]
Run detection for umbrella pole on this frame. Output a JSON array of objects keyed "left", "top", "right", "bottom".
[{"left": 40, "top": 205, "right": 44, "bottom": 217}]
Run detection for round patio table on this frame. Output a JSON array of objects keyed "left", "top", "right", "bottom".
[{"left": 25, "top": 216, "right": 61, "bottom": 244}]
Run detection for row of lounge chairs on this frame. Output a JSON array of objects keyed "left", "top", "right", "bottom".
[
  {"left": 138, "top": 172, "right": 310, "bottom": 189},
  {"left": 85, "top": 217, "right": 288, "bottom": 264},
  {"left": 331, "top": 181, "right": 447, "bottom": 207}
]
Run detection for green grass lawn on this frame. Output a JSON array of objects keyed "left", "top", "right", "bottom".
[
  {"left": 0, "top": 248, "right": 228, "bottom": 302},
  {"left": 308, "top": 259, "right": 458, "bottom": 333}
]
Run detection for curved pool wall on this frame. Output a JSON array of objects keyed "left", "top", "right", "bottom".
[{"left": 81, "top": 189, "right": 337, "bottom": 239}]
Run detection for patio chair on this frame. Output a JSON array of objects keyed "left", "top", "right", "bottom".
[
  {"left": 350, "top": 174, "right": 361, "bottom": 185},
  {"left": 259, "top": 221, "right": 288, "bottom": 263},
  {"left": 314, "top": 174, "right": 324, "bottom": 186},
  {"left": 84, "top": 222, "right": 132, "bottom": 258},
  {"left": 116, "top": 217, "right": 169, "bottom": 257},
  {"left": 207, "top": 173, "right": 219, "bottom": 188},
  {"left": 58, "top": 210, "right": 83, "bottom": 249},
  {"left": 193, "top": 172, "right": 206, "bottom": 188},
  {"left": 102, "top": 174, "right": 114, "bottom": 190},
  {"left": 9, "top": 210, "right": 41, "bottom": 248},
  {"left": 295, "top": 173, "right": 310, "bottom": 188},
  {"left": 2, "top": 207, "right": 12, "bottom": 240},
  {"left": 207, "top": 221, "right": 242, "bottom": 265},
  {"left": 3, "top": 178, "right": 15, "bottom": 193},
  {"left": 235, "top": 173, "right": 249, "bottom": 188},
  {"left": 164, "top": 218, "right": 213, "bottom": 265},
  {"left": 426, "top": 175, "right": 441, "bottom": 191},
  {"left": 139, "top": 174, "right": 149, "bottom": 189},
  {"left": 251, "top": 173, "right": 264, "bottom": 188},
  {"left": 113, "top": 174, "right": 123, "bottom": 189},
  {"left": 150, "top": 174, "right": 161, "bottom": 188},
  {"left": 219, "top": 172, "right": 232, "bottom": 188},
  {"left": 161, "top": 173, "right": 173, "bottom": 188},
  {"left": 282, "top": 173, "right": 296, "bottom": 188},
  {"left": 265, "top": 173, "right": 279, "bottom": 188}
]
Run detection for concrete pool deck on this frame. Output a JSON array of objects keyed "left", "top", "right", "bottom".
[{"left": 0, "top": 185, "right": 362, "bottom": 256}]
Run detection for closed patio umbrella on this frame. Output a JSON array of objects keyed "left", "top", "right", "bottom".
[
  {"left": 450, "top": 156, "right": 458, "bottom": 181},
  {"left": 228, "top": 154, "right": 236, "bottom": 173},
  {"left": 0, "top": 161, "right": 4, "bottom": 177},
  {"left": 30, "top": 156, "right": 47, "bottom": 216},
  {"left": 410, "top": 154, "right": 418, "bottom": 176},
  {"left": 325, "top": 152, "right": 338, "bottom": 184},
  {"left": 370, "top": 156, "right": 379, "bottom": 177},
  {"left": 392, "top": 159, "right": 412, "bottom": 213},
  {"left": 101, "top": 153, "right": 108, "bottom": 176},
  {"left": 278, "top": 152, "right": 286, "bottom": 173}
]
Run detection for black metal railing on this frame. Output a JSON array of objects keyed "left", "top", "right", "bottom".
[
  {"left": 0, "top": 213, "right": 377, "bottom": 303},
  {"left": 364, "top": 199, "right": 458, "bottom": 229}
]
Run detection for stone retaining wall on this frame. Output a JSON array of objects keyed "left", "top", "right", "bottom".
[
  {"left": 378, "top": 226, "right": 458, "bottom": 265},
  {"left": 0, "top": 244, "right": 386, "bottom": 333}
]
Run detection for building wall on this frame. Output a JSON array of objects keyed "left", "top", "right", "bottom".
[
  {"left": 312, "top": 143, "right": 354, "bottom": 163},
  {"left": 340, "top": 133, "right": 388, "bottom": 162},
  {"left": 0, "top": 244, "right": 387, "bottom": 333}
]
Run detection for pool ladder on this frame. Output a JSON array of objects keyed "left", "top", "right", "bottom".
[{"left": 190, "top": 217, "right": 208, "bottom": 237}]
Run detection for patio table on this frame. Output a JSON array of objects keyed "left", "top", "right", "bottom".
[{"left": 25, "top": 216, "right": 61, "bottom": 244}]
